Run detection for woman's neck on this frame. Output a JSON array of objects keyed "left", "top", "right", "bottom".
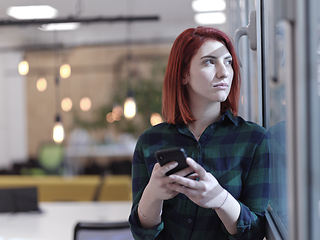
[{"left": 187, "top": 102, "right": 221, "bottom": 138}]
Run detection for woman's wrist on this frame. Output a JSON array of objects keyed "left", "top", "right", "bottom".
[
  {"left": 214, "top": 190, "right": 241, "bottom": 235},
  {"left": 212, "top": 190, "right": 229, "bottom": 210},
  {"left": 137, "top": 197, "right": 163, "bottom": 229},
  {"left": 138, "top": 186, "right": 164, "bottom": 226},
  {"left": 138, "top": 204, "right": 162, "bottom": 222}
]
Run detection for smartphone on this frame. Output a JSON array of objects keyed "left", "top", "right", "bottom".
[{"left": 154, "top": 148, "right": 189, "bottom": 176}]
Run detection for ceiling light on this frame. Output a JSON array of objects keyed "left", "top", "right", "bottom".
[
  {"left": 36, "top": 78, "right": 47, "bottom": 92},
  {"left": 7, "top": 5, "right": 58, "bottom": 20},
  {"left": 60, "top": 64, "right": 71, "bottom": 78},
  {"left": 39, "top": 23, "right": 80, "bottom": 31},
  {"left": 192, "top": 0, "right": 226, "bottom": 12},
  {"left": 80, "top": 97, "right": 92, "bottom": 112},
  {"left": 18, "top": 61, "right": 29, "bottom": 75},
  {"left": 124, "top": 96, "right": 136, "bottom": 119},
  {"left": 61, "top": 98, "right": 73, "bottom": 112},
  {"left": 53, "top": 115, "right": 65, "bottom": 143},
  {"left": 194, "top": 12, "right": 227, "bottom": 25}
]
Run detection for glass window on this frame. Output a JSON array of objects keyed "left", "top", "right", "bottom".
[
  {"left": 309, "top": 0, "right": 320, "bottom": 238},
  {"left": 264, "top": 0, "right": 290, "bottom": 238},
  {"left": 267, "top": 22, "right": 289, "bottom": 238}
]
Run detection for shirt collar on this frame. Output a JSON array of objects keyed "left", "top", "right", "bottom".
[
  {"left": 176, "top": 109, "right": 238, "bottom": 132},
  {"left": 223, "top": 109, "right": 238, "bottom": 126}
]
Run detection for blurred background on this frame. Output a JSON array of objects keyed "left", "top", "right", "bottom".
[{"left": 0, "top": 0, "right": 232, "bottom": 176}]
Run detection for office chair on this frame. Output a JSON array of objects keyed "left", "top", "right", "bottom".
[
  {"left": 74, "top": 221, "right": 134, "bottom": 240},
  {"left": 37, "top": 142, "right": 65, "bottom": 175},
  {"left": 0, "top": 187, "right": 41, "bottom": 213}
]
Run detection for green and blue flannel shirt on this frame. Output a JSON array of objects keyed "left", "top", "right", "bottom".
[{"left": 129, "top": 110, "right": 270, "bottom": 240}]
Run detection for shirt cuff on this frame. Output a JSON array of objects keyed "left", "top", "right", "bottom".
[{"left": 220, "top": 202, "right": 265, "bottom": 240}]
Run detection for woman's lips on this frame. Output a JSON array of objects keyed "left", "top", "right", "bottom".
[{"left": 213, "top": 82, "right": 228, "bottom": 89}]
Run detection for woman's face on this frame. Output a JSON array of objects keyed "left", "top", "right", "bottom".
[{"left": 184, "top": 40, "right": 234, "bottom": 105}]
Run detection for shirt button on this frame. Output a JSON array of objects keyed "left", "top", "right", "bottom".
[
  {"left": 197, "top": 144, "right": 200, "bottom": 148},
  {"left": 188, "top": 218, "right": 192, "bottom": 224}
]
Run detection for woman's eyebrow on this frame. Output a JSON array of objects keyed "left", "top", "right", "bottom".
[{"left": 200, "top": 54, "right": 232, "bottom": 59}]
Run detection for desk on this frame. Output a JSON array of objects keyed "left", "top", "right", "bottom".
[{"left": 0, "top": 201, "right": 132, "bottom": 240}]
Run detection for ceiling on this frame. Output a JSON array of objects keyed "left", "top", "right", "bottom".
[{"left": 0, "top": 0, "right": 226, "bottom": 51}]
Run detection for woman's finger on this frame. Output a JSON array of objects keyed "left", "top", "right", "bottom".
[
  {"left": 156, "top": 161, "right": 179, "bottom": 176},
  {"left": 168, "top": 174, "right": 199, "bottom": 189},
  {"left": 186, "top": 173, "right": 198, "bottom": 180},
  {"left": 171, "top": 166, "right": 194, "bottom": 178},
  {"left": 167, "top": 181, "right": 199, "bottom": 196},
  {"left": 185, "top": 157, "right": 207, "bottom": 179}
]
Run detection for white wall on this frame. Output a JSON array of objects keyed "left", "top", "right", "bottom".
[{"left": 0, "top": 51, "right": 28, "bottom": 169}]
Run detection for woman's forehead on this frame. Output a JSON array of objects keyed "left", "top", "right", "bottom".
[{"left": 196, "top": 40, "right": 230, "bottom": 58}]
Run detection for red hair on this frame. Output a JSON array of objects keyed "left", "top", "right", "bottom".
[{"left": 162, "top": 26, "right": 241, "bottom": 124}]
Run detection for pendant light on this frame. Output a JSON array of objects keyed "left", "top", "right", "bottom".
[
  {"left": 123, "top": 10, "right": 136, "bottom": 120},
  {"left": 53, "top": 114, "right": 65, "bottom": 143},
  {"left": 53, "top": 74, "right": 65, "bottom": 143},
  {"left": 60, "top": 63, "right": 71, "bottom": 79},
  {"left": 18, "top": 60, "right": 29, "bottom": 75},
  {"left": 53, "top": 32, "right": 64, "bottom": 143},
  {"left": 124, "top": 90, "right": 136, "bottom": 119},
  {"left": 36, "top": 77, "right": 47, "bottom": 92}
]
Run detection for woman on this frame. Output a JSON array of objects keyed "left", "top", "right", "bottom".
[{"left": 129, "top": 26, "right": 270, "bottom": 240}]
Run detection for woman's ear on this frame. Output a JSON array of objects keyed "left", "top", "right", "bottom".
[{"left": 182, "top": 76, "right": 188, "bottom": 85}]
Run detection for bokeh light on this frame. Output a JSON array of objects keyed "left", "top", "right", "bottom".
[
  {"left": 124, "top": 97, "right": 136, "bottom": 119},
  {"left": 19, "top": 61, "right": 29, "bottom": 75},
  {"left": 150, "top": 113, "right": 163, "bottom": 126},
  {"left": 36, "top": 77, "right": 47, "bottom": 92},
  {"left": 80, "top": 97, "right": 92, "bottom": 111},
  {"left": 60, "top": 64, "right": 71, "bottom": 78},
  {"left": 61, "top": 97, "right": 73, "bottom": 112}
]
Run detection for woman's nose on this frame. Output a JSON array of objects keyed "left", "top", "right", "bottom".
[{"left": 216, "top": 63, "right": 229, "bottom": 79}]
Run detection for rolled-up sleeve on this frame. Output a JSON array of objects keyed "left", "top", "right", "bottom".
[
  {"left": 129, "top": 205, "right": 164, "bottom": 240},
  {"left": 128, "top": 135, "right": 164, "bottom": 240},
  {"left": 227, "top": 132, "right": 270, "bottom": 239}
]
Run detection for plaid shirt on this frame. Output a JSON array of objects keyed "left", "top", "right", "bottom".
[{"left": 129, "top": 110, "right": 270, "bottom": 240}]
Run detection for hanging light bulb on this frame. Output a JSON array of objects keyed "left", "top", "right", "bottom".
[
  {"left": 36, "top": 77, "right": 47, "bottom": 92},
  {"left": 18, "top": 60, "right": 29, "bottom": 75},
  {"left": 53, "top": 115, "right": 64, "bottom": 143},
  {"left": 61, "top": 97, "right": 73, "bottom": 112},
  {"left": 124, "top": 91, "right": 136, "bottom": 119},
  {"left": 60, "top": 64, "right": 71, "bottom": 78},
  {"left": 80, "top": 97, "right": 92, "bottom": 111}
]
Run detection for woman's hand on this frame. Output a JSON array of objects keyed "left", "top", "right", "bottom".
[
  {"left": 138, "top": 161, "right": 193, "bottom": 229},
  {"left": 144, "top": 162, "right": 181, "bottom": 201},
  {"left": 166, "top": 157, "right": 227, "bottom": 209}
]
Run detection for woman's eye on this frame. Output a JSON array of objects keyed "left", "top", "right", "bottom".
[
  {"left": 225, "top": 60, "right": 233, "bottom": 65},
  {"left": 204, "top": 59, "right": 215, "bottom": 65}
]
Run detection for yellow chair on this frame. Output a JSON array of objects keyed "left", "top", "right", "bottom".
[
  {"left": 94, "top": 175, "right": 132, "bottom": 201},
  {"left": 0, "top": 175, "right": 132, "bottom": 202}
]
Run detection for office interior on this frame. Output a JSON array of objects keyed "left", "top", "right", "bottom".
[
  {"left": 0, "top": 1, "right": 210, "bottom": 239},
  {"left": 0, "top": 0, "right": 319, "bottom": 240},
  {"left": 0, "top": 0, "right": 229, "bottom": 204}
]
